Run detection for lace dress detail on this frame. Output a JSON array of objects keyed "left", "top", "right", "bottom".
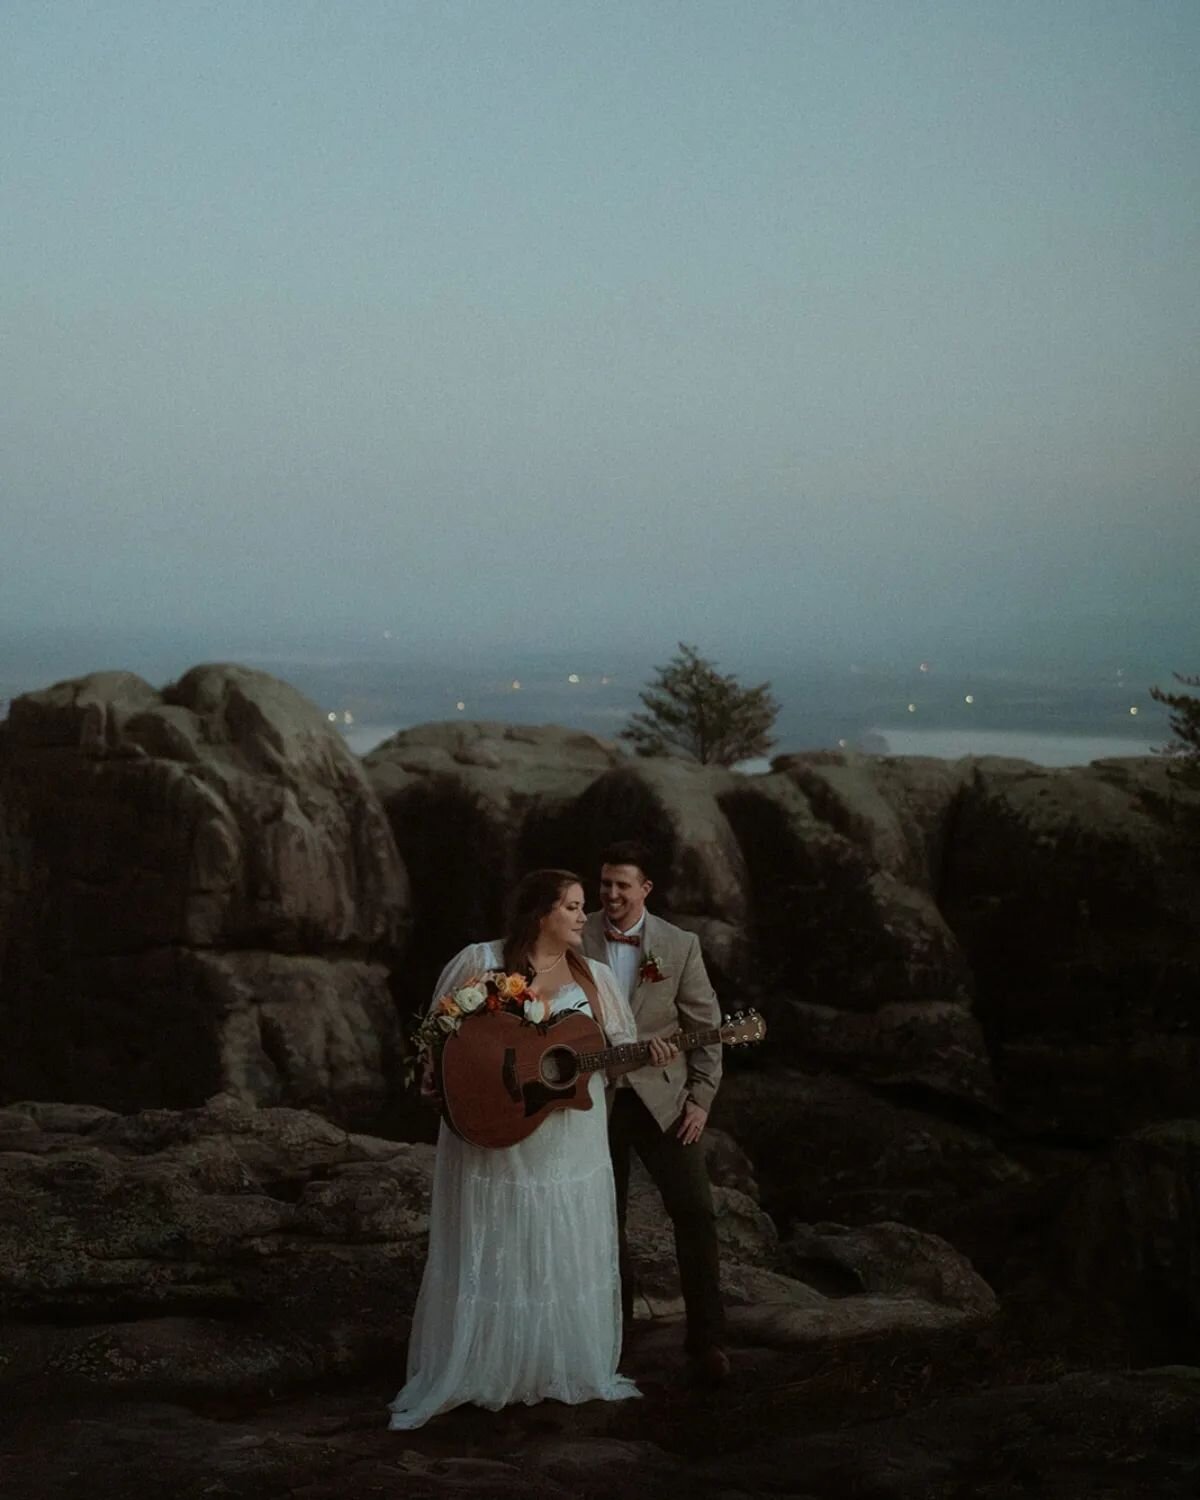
[{"left": 388, "top": 949, "right": 641, "bottom": 1428}]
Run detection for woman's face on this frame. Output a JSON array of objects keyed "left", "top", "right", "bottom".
[{"left": 539, "top": 882, "right": 587, "bottom": 950}]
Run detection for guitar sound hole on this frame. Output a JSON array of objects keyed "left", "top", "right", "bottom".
[{"left": 539, "top": 1046, "right": 579, "bottom": 1088}]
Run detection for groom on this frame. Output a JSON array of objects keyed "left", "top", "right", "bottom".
[{"left": 583, "top": 840, "right": 729, "bottom": 1383}]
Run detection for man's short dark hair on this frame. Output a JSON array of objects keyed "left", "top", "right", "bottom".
[{"left": 600, "top": 841, "right": 656, "bottom": 883}]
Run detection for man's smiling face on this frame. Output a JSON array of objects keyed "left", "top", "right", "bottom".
[{"left": 599, "top": 862, "right": 653, "bottom": 931}]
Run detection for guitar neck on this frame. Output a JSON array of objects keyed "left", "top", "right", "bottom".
[{"left": 576, "top": 1027, "right": 721, "bottom": 1076}]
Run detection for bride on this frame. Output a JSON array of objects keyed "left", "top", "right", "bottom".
[{"left": 388, "top": 867, "right": 670, "bottom": 1428}]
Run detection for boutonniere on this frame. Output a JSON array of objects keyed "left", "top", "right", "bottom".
[{"left": 638, "top": 950, "right": 669, "bottom": 986}]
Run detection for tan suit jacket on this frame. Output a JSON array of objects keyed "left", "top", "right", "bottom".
[{"left": 582, "top": 910, "right": 722, "bottom": 1131}]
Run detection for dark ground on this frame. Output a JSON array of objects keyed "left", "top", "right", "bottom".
[{"left": 5, "top": 1313, "right": 1198, "bottom": 1500}]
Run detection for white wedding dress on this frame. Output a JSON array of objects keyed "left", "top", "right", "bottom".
[{"left": 388, "top": 941, "right": 642, "bottom": 1429}]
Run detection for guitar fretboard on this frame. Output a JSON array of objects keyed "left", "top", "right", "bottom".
[{"left": 574, "top": 1028, "right": 721, "bottom": 1075}]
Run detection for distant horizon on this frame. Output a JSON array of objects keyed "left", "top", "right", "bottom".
[
  {"left": 0, "top": 619, "right": 1181, "bottom": 766},
  {"left": 1, "top": 607, "right": 1194, "bottom": 680}
]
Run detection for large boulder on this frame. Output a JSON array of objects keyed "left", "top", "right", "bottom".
[
  {"left": 0, "top": 1095, "right": 1002, "bottom": 1411},
  {"left": 624, "top": 1124, "right": 997, "bottom": 1349},
  {"left": 365, "top": 731, "right": 754, "bottom": 993},
  {"left": 719, "top": 754, "right": 995, "bottom": 1109},
  {"left": 0, "top": 1095, "right": 433, "bottom": 1398},
  {"left": 1053, "top": 1118, "right": 1200, "bottom": 1363},
  {"left": 784, "top": 1220, "right": 999, "bottom": 1319},
  {"left": 530, "top": 757, "right": 752, "bottom": 980},
  {"left": 941, "top": 756, "right": 1200, "bottom": 1137},
  {"left": 365, "top": 722, "right": 622, "bottom": 1001},
  {"left": 712, "top": 1066, "right": 1028, "bottom": 1233},
  {"left": 0, "top": 667, "right": 409, "bottom": 1123}
]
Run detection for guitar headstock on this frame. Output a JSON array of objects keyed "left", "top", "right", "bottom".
[{"left": 718, "top": 1008, "right": 767, "bottom": 1047}]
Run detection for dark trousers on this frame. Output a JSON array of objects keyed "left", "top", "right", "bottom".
[{"left": 608, "top": 1088, "right": 724, "bottom": 1353}]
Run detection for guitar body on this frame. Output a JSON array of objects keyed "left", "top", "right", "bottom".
[{"left": 438, "top": 1007, "right": 607, "bottom": 1149}]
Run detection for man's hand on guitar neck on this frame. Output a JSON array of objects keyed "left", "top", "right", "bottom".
[
  {"left": 646, "top": 1034, "right": 679, "bottom": 1067},
  {"left": 605, "top": 1032, "right": 679, "bottom": 1082}
]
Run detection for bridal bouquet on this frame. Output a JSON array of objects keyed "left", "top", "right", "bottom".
[{"left": 407, "top": 969, "right": 548, "bottom": 1085}]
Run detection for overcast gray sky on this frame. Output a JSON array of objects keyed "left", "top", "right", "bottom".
[{"left": 3, "top": 1, "right": 1196, "bottom": 665}]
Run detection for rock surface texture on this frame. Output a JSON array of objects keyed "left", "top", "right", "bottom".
[
  {"left": 0, "top": 1101, "right": 994, "bottom": 1403},
  {"left": 0, "top": 667, "right": 409, "bottom": 1123},
  {"left": 2, "top": 683, "right": 1200, "bottom": 1499},
  {"left": 366, "top": 724, "right": 1200, "bottom": 1360}
]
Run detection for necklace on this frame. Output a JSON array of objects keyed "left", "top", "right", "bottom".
[{"left": 529, "top": 951, "right": 566, "bottom": 976}]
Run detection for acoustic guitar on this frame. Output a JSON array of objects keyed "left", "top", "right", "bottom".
[{"left": 438, "top": 1007, "right": 766, "bottom": 1149}]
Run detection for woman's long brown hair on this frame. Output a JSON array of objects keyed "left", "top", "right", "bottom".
[{"left": 502, "top": 868, "right": 598, "bottom": 1009}]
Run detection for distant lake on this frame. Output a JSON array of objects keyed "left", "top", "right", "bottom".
[
  {"left": 868, "top": 726, "right": 1158, "bottom": 766},
  {"left": 343, "top": 725, "right": 406, "bottom": 756},
  {"left": 341, "top": 723, "right": 1161, "bottom": 769}
]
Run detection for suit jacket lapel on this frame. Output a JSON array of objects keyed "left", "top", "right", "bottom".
[{"left": 643, "top": 912, "right": 675, "bottom": 972}]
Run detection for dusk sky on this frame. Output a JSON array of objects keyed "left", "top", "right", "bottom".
[{"left": 3, "top": 1, "right": 1197, "bottom": 668}]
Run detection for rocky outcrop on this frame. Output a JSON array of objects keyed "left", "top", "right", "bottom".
[
  {"left": 4, "top": 680, "right": 1200, "bottom": 1378},
  {"left": 0, "top": 667, "right": 409, "bottom": 1123},
  {"left": 0, "top": 1098, "right": 996, "bottom": 1408},
  {"left": 364, "top": 722, "right": 622, "bottom": 999},
  {"left": 941, "top": 755, "right": 1200, "bottom": 1138},
  {"left": 361, "top": 721, "right": 1200, "bottom": 1358},
  {"left": 1053, "top": 1118, "right": 1200, "bottom": 1361},
  {"left": 719, "top": 755, "right": 995, "bottom": 1107},
  {"left": 366, "top": 726, "right": 1200, "bottom": 1143},
  {"left": 711, "top": 1067, "right": 1028, "bottom": 1231},
  {"left": 0, "top": 1095, "right": 433, "bottom": 1398},
  {"left": 366, "top": 732, "right": 998, "bottom": 1113},
  {"left": 2, "top": 679, "right": 1199, "bottom": 1498},
  {"left": 625, "top": 1128, "right": 997, "bottom": 1349}
]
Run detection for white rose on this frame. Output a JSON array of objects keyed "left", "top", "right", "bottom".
[
  {"left": 436, "top": 1012, "right": 460, "bottom": 1033},
  {"left": 456, "top": 985, "right": 486, "bottom": 1014},
  {"left": 523, "top": 998, "right": 547, "bottom": 1025}
]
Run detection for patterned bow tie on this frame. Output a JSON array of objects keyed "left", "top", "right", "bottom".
[{"left": 605, "top": 926, "right": 642, "bottom": 948}]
